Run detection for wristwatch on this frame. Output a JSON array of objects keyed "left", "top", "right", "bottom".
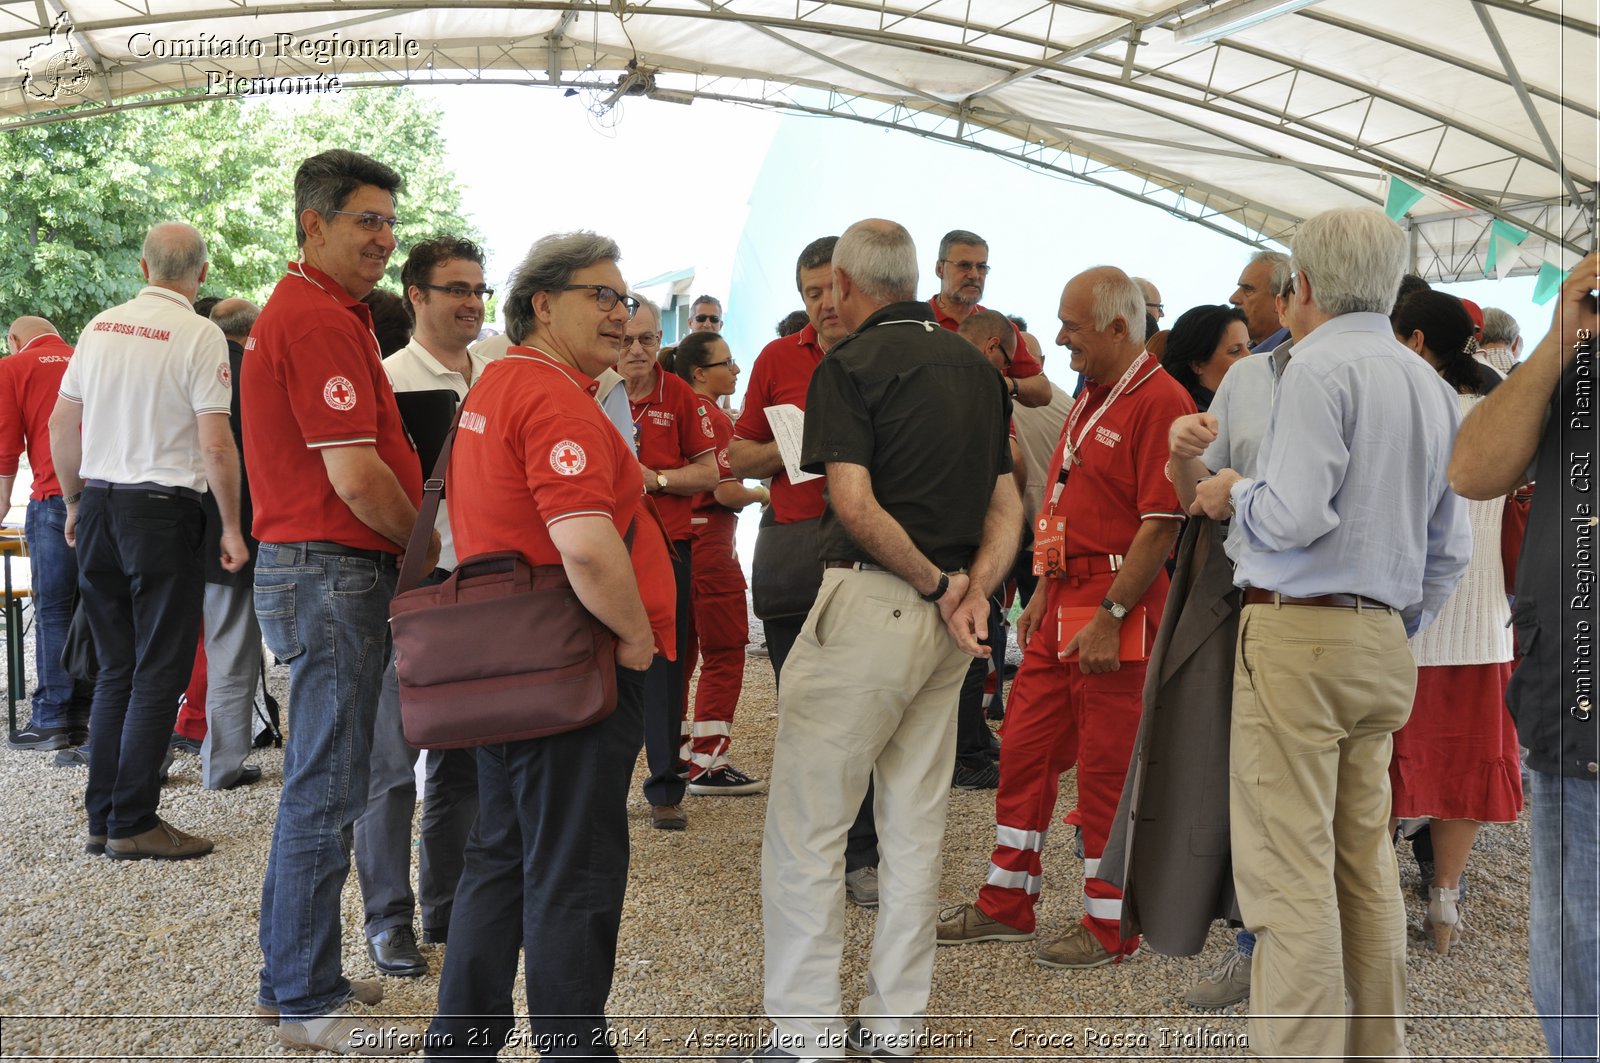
[
  {"left": 921, "top": 572, "right": 951, "bottom": 603},
  {"left": 654, "top": 472, "right": 669, "bottom": 493},
  {"left": 1101, "top": 597, "right": 1129, "bottom": 621}
]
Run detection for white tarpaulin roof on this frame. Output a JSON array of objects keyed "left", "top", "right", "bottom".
[{"left": 3, "top": 0, "right": 1594, "bottom": 279}]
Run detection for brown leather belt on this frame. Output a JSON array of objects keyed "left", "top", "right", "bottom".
[
  {"left": 1243, "top": 588, "right": 1392, "bottom": 610},
  {"left": 823, "top": 560, "right": 885, "bottom": 572}
]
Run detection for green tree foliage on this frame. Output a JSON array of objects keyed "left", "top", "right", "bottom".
[{"left": 0, "top": 88, "right": 477, "bottom": 345}]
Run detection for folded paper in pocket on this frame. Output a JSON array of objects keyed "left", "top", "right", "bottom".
[{"left": 1056, "top": 604, "right": 1150, "bottom": 662}]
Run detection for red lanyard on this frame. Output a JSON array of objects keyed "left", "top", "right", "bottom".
[{"left": 1046, "top": 352, "right": 1148, "bottom": 515}]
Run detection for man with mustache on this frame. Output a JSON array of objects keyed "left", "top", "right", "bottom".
[{"left": 928, "top": 229, "right": 1051, "bottom": 408}]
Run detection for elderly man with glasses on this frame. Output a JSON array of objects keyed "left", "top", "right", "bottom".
[{"left": 928, "top": 229, "right": 1052, "bottom": 408}]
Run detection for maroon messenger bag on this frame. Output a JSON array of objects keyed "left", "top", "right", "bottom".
[{"left": 389, "top": 552, "right": 618, "bottom": 749}]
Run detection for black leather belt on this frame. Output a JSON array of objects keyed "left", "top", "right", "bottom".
[
  {"left": 84, "top": 479, "right": 201, "bottom": 502},
  {"left": 823, "top": 560, "right": 885, "bottom": 572},
  {"left": 269, "top": 540, "right": 394, "bottom": 564}
]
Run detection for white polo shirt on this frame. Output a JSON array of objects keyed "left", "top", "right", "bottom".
[
  {"left": 60, "top": 285, "right": 231, "bottom": 492},
  {"left": 383, "top": 338, "right": 491, "bottom": 570}
]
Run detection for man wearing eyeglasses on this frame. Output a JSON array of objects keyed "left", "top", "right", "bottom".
[
  {"left": 1134, "top": 277, "right": 1164, "bottom": 325},
  {"left": 243, "top": 149, "right": 433, "bottom": 1055},
  {"left": 929, "top": 229, "right": 1052, "bottom": 408},
  {"left": 689, "top": 294, "right": 725, "bottom": 334},
  {"left": 349, "top": 235, "right": 490, "bottom": 982}
]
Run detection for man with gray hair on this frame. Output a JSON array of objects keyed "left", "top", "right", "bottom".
[
  {"left": 1, "top": 314, "right": 91, "bottom": 752},
  {"left": 1192, "top": 207, "right": 1470, "bottom": 1060},
  {"left": 938, "top": 266, "right": 1192, "bottom": 971},
  {"left": 48, "top": 221, "right": 247, "bottom": 859},
  {"left": 1477, "top": 306, "right": 1523, "bottom": 374},
  {"left": 732, "top": 219, "right": 1018, "bottom": 1063},
  {"left": 1230, "top": 249, "right": 1291, "bottom": 351},
  {"left": 243, "top": 149, "right": 431, "bottom": 1053}
]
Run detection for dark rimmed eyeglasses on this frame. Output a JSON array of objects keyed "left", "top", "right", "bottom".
[
  {"left": 329, "top": 210, "right": 401, "bottom": 232},
  {"left": 700, "top": 358, "right": 736, "bottom": 371},
  {"left": 558, "top": 284, "right": 639, "bottom": 313},
  {"left": 417, "top": 283, "right": 495, "bottom": 300},
  {"left": 694, "top": 313, "right": 722, "bottom": 325}
]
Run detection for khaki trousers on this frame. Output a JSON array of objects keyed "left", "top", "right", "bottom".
[
  {"left": 761, "top": 568, "right": 970, "bottom": 1059},
  {"left": 1230, "top": 601, "right": 1416, "bottom": 1062}
]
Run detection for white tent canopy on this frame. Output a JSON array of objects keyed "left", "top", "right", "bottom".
[{"left": 4, "top": 0, "right": 1594, "bottom": 280}]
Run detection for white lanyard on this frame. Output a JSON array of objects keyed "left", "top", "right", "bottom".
[
  {"left": 287, "top": 261, "right": 382, "bottom": 360},
  {"left": 1047, "top": 352, "right": 1149, "bottom": 514}
]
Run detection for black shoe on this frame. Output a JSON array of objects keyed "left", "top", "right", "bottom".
[
  {"left": 220, "top": 764, "right": 262, "bottom": 790},
  {"left": 953, "top": 761, "right": 1000, "bottom": 790},
  {"left": 169, "top": 733, "right": 203, "bottom": 756},
  {"left": 8, "top": 724, "right": 77, "bottom": 751},
  {"left": 421, "top": 926, "right": 448, "bottom": 945},
  {"left": 54, "top": 745, "right": 90, "bottom": 767},
  {"left": 368, "top": 926, "right": 427, "bottom": 977}
]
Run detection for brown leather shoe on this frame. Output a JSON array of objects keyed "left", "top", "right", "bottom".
[
  {"left": 651, "top": 804, "right": 687, "bottom": 830},
  {"left": 1034, "top": 924, "right": 1137, "bottom": 969},
  {"left": 105, "top": 818, "right": 214, "bottom": 861}
]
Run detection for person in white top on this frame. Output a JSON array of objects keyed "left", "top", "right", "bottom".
[
  {"left": 49, "top": 221, "right": 247, "bottom": 861},
  {"left": 1387, "top": 289, "right": 1521, "bottom": 955},
  {"left": 353, "top": 236, "right": 490, "bottom": 977}
]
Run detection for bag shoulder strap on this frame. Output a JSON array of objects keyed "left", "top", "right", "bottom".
[{"left": 398, "top": 401, "right": 466, "bottom": 594}]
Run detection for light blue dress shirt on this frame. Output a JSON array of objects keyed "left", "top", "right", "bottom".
[{"left": 1227, "top": 313, "right": 1471, "bottom": 636}]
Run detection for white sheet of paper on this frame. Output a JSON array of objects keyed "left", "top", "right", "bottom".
[{"left": 766, "top": 403, "right": 822, "bottom": 484}]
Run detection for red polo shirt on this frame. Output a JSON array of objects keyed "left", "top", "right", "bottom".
[
  {"left": 929, "top": 296, "right": 1043, "bottom": 379},
  {"left": 449, "top": 350, "right": 675, "bottom": 656},
  {"left": 629, "top": 367, "right": 716, "bottom": 543},
  {"left": 1040, "top": 357, "right": 1192, "bottom": 560},
  {"left": 733, "top": 324, "right": 827, "bottom": 524},
  {"left": 242, "top": 261, "right": 422, "bottom": 552},
  {"left": 692, "top": 404, "right": 738, "bottom": 518},
  {"left": 0, "top": 334, "right": 74, "bottom": 499}
]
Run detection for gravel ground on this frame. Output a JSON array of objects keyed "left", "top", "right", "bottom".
[{"left": 0, "top": 611, "right": 1548, "bottom": 1060}]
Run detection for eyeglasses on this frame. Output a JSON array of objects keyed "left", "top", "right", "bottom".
[
  {"left": 694, "top": 314, "right": 722, "bottom": 325},
  {"left": 624, "top": 331, "right": 661, "bottom": 348},
  {"left": 700, "top": 358, "right": 736, "bottom": 371},
  {"left": 418, "top": 283, "right": 495, "bottom": 301},
  {"left": 1145, "top": 302, "right": 1164, "bottom": 313},
  {"left": 558, "top": 284, "right": 639, "bottom": 313},
  {"left": 329, "top": 210, "right": 401, "bottom": 232},
  {"left": 942, "top": 259, "right": 991, "bottom": 274}
]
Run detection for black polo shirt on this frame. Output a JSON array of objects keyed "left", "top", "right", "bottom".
[{"left": 802, "top": 299, "right": 1012, "bottom": 572}]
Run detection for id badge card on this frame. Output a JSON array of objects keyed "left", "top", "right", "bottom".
[{"left": 1032, "top": 513, "right": 1067, "bottom": 577}]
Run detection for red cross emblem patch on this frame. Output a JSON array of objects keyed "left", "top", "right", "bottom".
[
  {"left": 549, "top": 440, "right": 587, "bottom": 476},
  {"left": 323, "top": 375, "right": 357, "bottom": 411},
  {"left": 216, "top": 363, "right": 231, "bottom": 388}
]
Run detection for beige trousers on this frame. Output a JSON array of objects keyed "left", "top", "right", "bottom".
[
  {"left": 760, "top": 568, "right": 970, "bottom": 1060},
  {"left": 1230, "top": 601, "right": 1417, "bottom": 1062}
]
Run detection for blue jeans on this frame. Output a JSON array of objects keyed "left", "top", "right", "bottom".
[
  {"left": 254, "top": 543, "right": 396, "bottom": 1020},
  {"left": 24, "top": 497, "right": 90, "bottom": 729},
  {"left": 1528, "top": 767, "right": 1600, "bottom": 1061}
]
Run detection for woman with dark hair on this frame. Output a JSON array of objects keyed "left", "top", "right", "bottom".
[
  {"left": 1157, "top": 304, "right": 1250, "bottom": 411},
  {"left": 1387, "top": 289, "right": 1519, "bottom": 955},
  {"left": 672, "top": 331, "right": 770, "bottom": 794}
]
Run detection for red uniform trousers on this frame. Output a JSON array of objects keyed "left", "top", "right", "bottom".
[
  {"left": 683, "top": 509, "right": 748, "bottom": 777},
  {"left": 977, "top": 569, "right": 1165, "bottom": 953},
  {"left": 173, "top": 633, "right": 207, "bottom": 741}
]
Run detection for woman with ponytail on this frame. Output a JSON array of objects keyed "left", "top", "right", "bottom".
[{"left": 673, "top": 331, "right": 771, "bottom": 795}]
